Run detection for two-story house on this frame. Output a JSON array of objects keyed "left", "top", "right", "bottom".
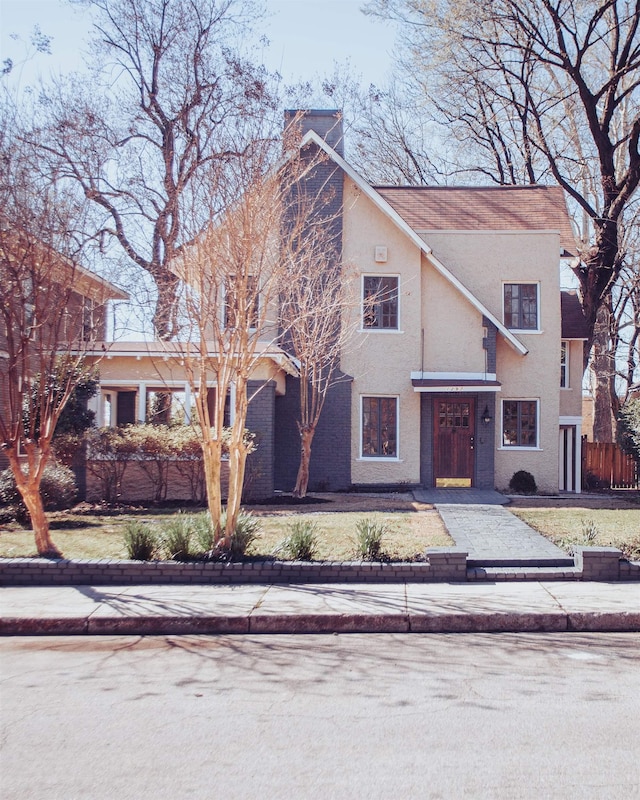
[{"left": 83, "top": 109, "right": 586, "bottom": 499}]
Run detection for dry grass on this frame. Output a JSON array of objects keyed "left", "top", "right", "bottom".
[
  {"left": 0, "top": 493, "right": 452, "bottom": 561},
  {"left": 509, "top": 503, "right": 640, "bottom": 560}
]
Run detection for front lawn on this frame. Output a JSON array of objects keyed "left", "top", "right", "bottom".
[
  {"left": 0, "top": 494, "right": 452, "bottom": 561},
  {"left": 509, "top": 502, "right": 640, "bottom": 560}
]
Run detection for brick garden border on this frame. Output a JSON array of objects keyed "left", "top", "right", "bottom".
[{"left": 1, "top": 546, "right": 638, "bottom": 585}]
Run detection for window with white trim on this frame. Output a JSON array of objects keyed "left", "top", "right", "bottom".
[
  {"left": 504, "top": 283, "right": 538, "bottom": 330},
  {"left": 560, "top": 341, "right": 569, "bottom": 387},
  {"left": 362, "top": 396, "right": 398, "bottom": 457},
  {"left": 362, "top": 275, "right": 399, "bottom": 330},
  {"left": 502, "top": 400, "right": 538, "bottom": 447}
]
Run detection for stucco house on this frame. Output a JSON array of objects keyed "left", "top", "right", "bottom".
[{"left": 84, "top": 109, "right": 587, "bottom": 499}]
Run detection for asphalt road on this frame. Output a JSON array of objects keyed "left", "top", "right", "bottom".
[{"left": 1, "top": 633, "right": 639, "bottom": 799}]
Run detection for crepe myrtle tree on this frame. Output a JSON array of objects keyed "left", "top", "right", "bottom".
[
  {"left": 174, "top": 119, "right": 346, "bottom": 544},
  {"left": 0, "top": 109, "right": 114, "bottom": 556}
]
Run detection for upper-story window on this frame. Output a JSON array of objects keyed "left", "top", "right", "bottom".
[
  {"left": 224, "top": 276, "right": 259, "bottom": 329},
  {"left": 504, "top": 283, "right": 538, "bottom": 331},
  {"left": 362, "top": 275, "right": 399, "bottom": 330},
  {"left": 82, "top": 298, "right": 96, "bottom": 341},
  {"left": 560, "top": 341, "right": 568, "bottom": 388}
]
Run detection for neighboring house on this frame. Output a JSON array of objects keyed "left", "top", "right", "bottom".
[
  {"left": 0, "top": 256, "right": 128, "bottom": 472},
  {"left": 83, "top": 109, "right": 586, "bottom": 498}
]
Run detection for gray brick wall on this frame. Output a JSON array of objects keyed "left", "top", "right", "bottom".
[
  {"left": 274, "top": 374, "right": 352, "bottom": 492},
  {"left": 245, "top": 380, "right": 276, "bottom": 501}
]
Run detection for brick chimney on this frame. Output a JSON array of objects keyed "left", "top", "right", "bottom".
[{"left": 284, "top": 109, "right": 344, "bottom": 157}]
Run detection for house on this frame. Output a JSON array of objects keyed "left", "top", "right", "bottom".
[
  {"left": 0, "top": 233, "right": 128, "bottom": 473},
  {"left": 83, "top": 109, "right": 586, "bottom": 499},
  {"left": 274, "top": 110, "right": 586, "bottom": 495}
]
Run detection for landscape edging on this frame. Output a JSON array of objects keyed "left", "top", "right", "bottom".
[{"left": 0, "top": 546, "right": 638, "bottom": 584}]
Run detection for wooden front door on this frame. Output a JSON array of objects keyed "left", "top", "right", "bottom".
[{"left": 433, "top": 398, "right": 475, "bottom": 487}]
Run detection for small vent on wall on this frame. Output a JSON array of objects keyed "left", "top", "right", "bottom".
[{"left": 375, "top": 246, "right": 387, "bottom": 263}]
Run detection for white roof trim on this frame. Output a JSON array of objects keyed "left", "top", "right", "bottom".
[{"left": 301, "top": 130, "right": 529, "bottom": 357}]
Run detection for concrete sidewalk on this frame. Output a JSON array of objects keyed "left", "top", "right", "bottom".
[{"left": 2, "top": 581, "right": 638, "bottom": 636}]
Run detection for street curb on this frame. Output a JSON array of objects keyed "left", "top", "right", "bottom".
[{"left": 2, "top": 610, "right": 640, "bottom": 636}]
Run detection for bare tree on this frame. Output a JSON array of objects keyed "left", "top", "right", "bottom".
[
  {"left": 0, "top": 100, "right": 120, "bottom": 555},
  {"left": 35, "top": 0, "right": 273, "bottom": 340},
  {"left": 365, "top": 0, "right": 640, "bottom": 437}
]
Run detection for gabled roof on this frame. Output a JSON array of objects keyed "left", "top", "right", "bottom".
[
  {"left": 301, "top": 130, "right": 529, "bottom": 356},
  {"left": 561, "top": 291, "right": 589, "bottom": 339},
  {"left": 375, "top": 186, "right": 577, "bottom": 256}
]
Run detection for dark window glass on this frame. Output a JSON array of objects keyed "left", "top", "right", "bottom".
[
  {"left": 362, "top": 396, "right": 397, "bottom": 457},
  {"left": 363, "top": 276, "right": 398, "bottom": 329},
  {"left": 504, "top": 284, "right": 538, "bottom": 330},
  {"left": 503, "top": 400, "right": 538, "bottom": 447}
]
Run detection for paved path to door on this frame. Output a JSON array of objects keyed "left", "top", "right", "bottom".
[{"left": 413, "top": 489, "right": 572, "bottom": 566}]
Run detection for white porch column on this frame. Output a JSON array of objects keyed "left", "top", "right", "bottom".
[
  {"left": 137, "top": 382, "right": 147, "bottom": 423},
  {"left": 574, "top": 421, "right": 582, "bottom": 494}
]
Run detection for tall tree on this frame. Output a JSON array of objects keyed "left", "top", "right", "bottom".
[
  {"left": 35, "top": 0, "right": 272, "bottom": 340},
  {"left": 365, "top": 0, "right": 640, "bottom": 438}
]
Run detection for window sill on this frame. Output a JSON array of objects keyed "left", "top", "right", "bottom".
[
  {"left": 506, "top": 329, "right": 543, "bottom": 335},
  {"left": 358, "top": 328, "right": 404, "bottom": 335},
  {"left": 498, "top": 446, "right": 542, "bottom": 451},
  {"left": 357, "top": 457, "right": 403, "bottom": 463}
]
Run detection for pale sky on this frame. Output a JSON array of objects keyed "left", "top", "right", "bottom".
[{"left": 0, "top": 0, "right": 396, "bottom": 89}]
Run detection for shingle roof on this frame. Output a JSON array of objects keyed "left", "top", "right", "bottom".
[
  {"left": 561, "top": 291, "right": 589, "bottom": 339},
  {"left": 374, "top": 185, "right": 577, "bottom": 255}
]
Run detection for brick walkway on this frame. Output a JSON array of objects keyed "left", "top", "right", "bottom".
[{"left": 413, "top": 489, "right": 573, "bottom": 567}]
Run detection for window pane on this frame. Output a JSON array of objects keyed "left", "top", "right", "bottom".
[
  {"left": 504, "top": 284, "right": 538, "bottom": 329},
  {"left": 502, "top": 400, "right": 537, "bottom": 447},
  {"left": 363, "top": 276, "right": 398, "bottom": 329},
  {"left": 362, "top": 396, "right": 397, "bottom": 457}
]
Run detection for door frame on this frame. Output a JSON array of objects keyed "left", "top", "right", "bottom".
[{"left": 432, "top": 396, "right": 476, "bottom": 487}]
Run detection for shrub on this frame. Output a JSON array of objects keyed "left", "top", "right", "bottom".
[
  {"left": 0, "top": 464, "right": 78, "bottom": 524},
  {"left": 123, "top": 521, "right": 158, "bottom": 560},
  {"left": 279, "top": 520, "right": 319, "bottom": 560},
  {"left": 191, "top": 512, "right": 216, "bottom": 553},
  {"left": 581, "top": 519, "right": 599, "bottom": 545},
  {"left": 354, "top": 517, "right": 387, "bottom": 560},
  {"left": 508, "top": 470, "right": 537, "bottom": 494},
  {"left": 222, "top": 509, "right": 262, "bottom": 560},
  {"left": 159, "top": 514, "right": 194, "bottom": 561}
]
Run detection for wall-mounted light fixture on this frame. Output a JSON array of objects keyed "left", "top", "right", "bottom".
[{"left": 482, "top": 404, "right": 492, "bottom": 424}]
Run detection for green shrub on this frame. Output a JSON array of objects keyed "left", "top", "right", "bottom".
[
  {"left": 0, "top": 464, "right": 78, "bottom": 524},
  {"left": 123, "top": 521, "right": 159, "bottom": 560},
  {"left": 159, "top": 515, "right": 194, "bottom": 561},
  {"left": 508, "top": 470, "right": 537, "bottom": 494},
  {"left": 192, "top": 512, "right": 216, "bottom": 553},
  {"left": 354, "top": 517, "right": 387, "bottom": 560},
  {"left": 222, "top": 509, "right": 262, "bottom": 560},
  {"left": 279, "top": 520, "right": 319, "bottom": 560}
]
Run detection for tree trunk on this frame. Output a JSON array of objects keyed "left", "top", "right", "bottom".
[
  {"left": 293, "top": 426, "right": 316, "bottom": 498},
  {"left": 591, "top": 304, "right": 617, "bottom": 442},
  {"left": 201, "top": 437, "right": 223, "bottom": 541},
  {"left": 223, "top": 441, "right": 249, "bottom": 546},
  {"left": 20, "top": 482, "right": 61, "bottom": 558}
]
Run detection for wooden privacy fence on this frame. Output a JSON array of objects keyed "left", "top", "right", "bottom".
[{"left": 582, "top": 440, "right": 639, "bottom": 489}]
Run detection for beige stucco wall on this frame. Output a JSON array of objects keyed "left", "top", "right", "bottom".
[
  {"left": 424, "top": 230, "right": 563, "bottom": 494},
  {"left": 342, "top": 178, "right": 422, "bottom": 484},
  {"left": 342, "top": 183, "right": 566, "bottom": 493}
]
